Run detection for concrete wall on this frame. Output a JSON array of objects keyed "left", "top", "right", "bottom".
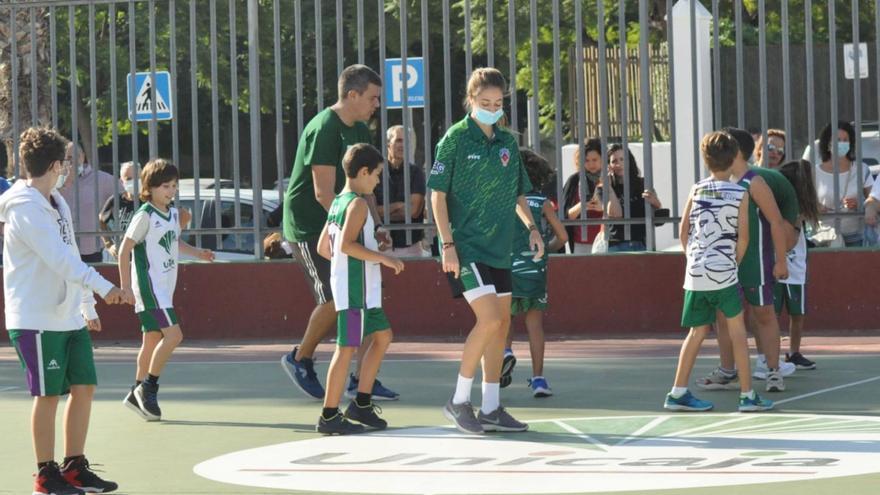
[{"left": 1, "top": 251, "right": 877, "bottom": 341}]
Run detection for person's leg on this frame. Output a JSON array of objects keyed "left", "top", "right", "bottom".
[
  {"left": 33, "top": 396, "right": 60, "bottom": 463},
  {"left": 714, "top": 314, "right": 736, "bottom": 370},
  {"left": 724, "top": 313, "right": 753, "bottom": 394},
  {"left": 136, "top": 332, "right": 162, "bottom": 382},
  {"left": 752, "top": 304, "right": 781, "bottom": 370},
  {"left": 357, "top": 330, "right": 391, "bottom": 395},
  {"left": 63, "top": 385, "right": 94, "bottom": 457},
  {"left": 748, "top": 307, "right": 764, "bottom": 358},
  {"left": 353, "top": 334, "right": 373, "bottom": 379},
  {"left": 672, "top": 325, "right": 710, "bottom": 388},
  {"left": 323, "top": 346, "right": 356, "bottom": 410},
  {"left": 148, "top": 324, "right": 183, "bottom": 377},
  {"left": 458, "top": 294, "right": 506, "bottom": 382},
  {"left": 524, "top": 309, "right": 545, "bottom": 377},
  {"left": 296, "top": 301, "right": 337, "bottom": 360},
  {"left": 482, "top": 294, "right": 511, "bottom": 384}
]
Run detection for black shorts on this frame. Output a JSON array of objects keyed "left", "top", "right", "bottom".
[
  {"left": 291, "top": 238, "right": 333, "bottom": 305},
  {"left": 447, "top": 262, "right": 512, "bottom": 302}
]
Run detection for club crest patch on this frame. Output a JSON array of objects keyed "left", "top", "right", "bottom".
[{"left": 500, "top": 148, "right": 510, "bottom": 167}]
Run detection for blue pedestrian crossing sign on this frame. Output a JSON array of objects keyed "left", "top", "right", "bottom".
[
  {"left": 127, "top": 71, "right": 173, "bottom": 121},
  {"left": 384, "top": 57, "right": 425, "bottom": 109}
]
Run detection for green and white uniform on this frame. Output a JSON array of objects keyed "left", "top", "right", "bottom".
[
  {"left": 775, "top": 226, "right": 807, "bottom": 316},
  {"left": 125, "top": 203, "right": 181, "bottom": 331},
  {"left": 736, "top": 167, "right": 799, "bottom": 306},
  {"left": 681, "top": 178, "right": 747, "bottom": 327},
  {"left": 428, "top": 116, "right": 532, "bottom": 301},
  {"left": 511, "top": 193, "right": 550, "bottom": 314},
  {"left": 327, "top": 192, "right": 389, "bottom": 347}
]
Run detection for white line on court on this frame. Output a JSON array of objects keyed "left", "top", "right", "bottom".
[
  {"left": 775, "top": 375, "right": 880, "bottom": 405},
  {"left": 614, "top": 416, "right": 669, "bottom": 446},
  {"left": 0, "top": 386, "right": 18, "bottom": 392},
  {"left": 552, "top": 420, "right": 608, "bottom": 451}
]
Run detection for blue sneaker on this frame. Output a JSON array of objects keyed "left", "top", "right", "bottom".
[
  {"left": 280, "top": 347, "right": 325, "bottom": 400},
  {"left": 528, "top": 376, "right": 553, "bottom": 398},
  {"left": 739, "top": 392, "right": 774, "bottom": 412},
  {"left": 344, "top": 373, "right": 400, "bottom": 401},
  {"left": 664, "top": 390, "right": 713, "bottom": 412}
]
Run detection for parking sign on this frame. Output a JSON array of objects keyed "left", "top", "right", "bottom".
[{"left": 384, "top": 58, "right": 425, "bottom": 109}]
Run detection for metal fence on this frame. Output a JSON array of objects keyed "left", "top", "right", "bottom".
[{"left": 0, "top": 0, "right": 877, "bottom": 260}]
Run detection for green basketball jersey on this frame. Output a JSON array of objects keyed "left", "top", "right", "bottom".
[
  {"left": 125, "top": 203, "right": 180, "bottom": 312},
  {"left": 736, "top": 166, "right": 799, "bottom": 288},
  {"left": 283, "top": 108, "right": 373, "bottom": 243},
  {"left": 427, "top": 116, "right": 532, "bottom": 269},
  {"left": 326, "top": 191, "right": 381, "bottom": 311},
  {"left": 511, "top": 193, "right": 550, "bottom": 298}
]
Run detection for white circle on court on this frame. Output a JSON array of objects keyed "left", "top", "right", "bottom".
[{"left": 194, "top": 414, "right": 880, "bottom": 494}]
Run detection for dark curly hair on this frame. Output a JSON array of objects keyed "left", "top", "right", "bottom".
[
  {"left": 19, "top": 127, "right": 67, "bottom": 178},
  {"left": 520, "top": 148, "right": 554, "bottom": 191},
  {"left": 818, "top": 120, "right": 856, "bottom": 162}
]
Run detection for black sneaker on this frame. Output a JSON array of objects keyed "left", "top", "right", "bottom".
[
  {"left": 61, "top": 457, "right": 118, "bottom": 493},
  {"left": 34, "top": 462, "right": 84, "bottom": 495},
  {"left": 786, "top": 352, "right": 817, "bottom": 370},
  {"left": 344, "top": 400, "right": 387, "bottom": 430},
  {"left": 316, "top": 412, "right": 366, "bottom": 435},
  {"left": 123, "top": 385, "right": 149, "bottom": 420},
  {"left": 500, "top": 352, "right": 516, "bottom": 389},
  {"left": 134, "top": 382, "right": 161, "bottom": 421}
]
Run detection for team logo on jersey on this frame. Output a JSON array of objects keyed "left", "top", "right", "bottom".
[
  {"left": 158, "top": 230, "right": 178, "bottom": 256},
  {"left": 47, "top": 359, "right": 60, "bottom": 370},
  {"left": 430, "top": 161, "right": 445, "bottom": 175},
  {"left": 500, "top": 148, "right": 510, "bottom": 166}
]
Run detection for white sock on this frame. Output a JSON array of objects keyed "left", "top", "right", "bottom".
[
  {"left": 740, "top": 389, "right": 756, "bottom": 400},
  {"left": 452, "top": 374, "right": 474, "bottom": 405},
  {"left": 481, "top": 382, "right": 500, "bottom": 414},
  {"left": 670, "top": 386, "right": 688, "bottom": 398}
]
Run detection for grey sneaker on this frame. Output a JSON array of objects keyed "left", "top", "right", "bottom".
[
  {"left": 477, "top": 406, "right": 529, "bottom": 432},
  {"left": 696, "top": 367, "right": 740, "bottom": 391},
  {"left": 765, "top": 370, "right": 785, "bottom": 392},
  {"left": 443, "top": 398, "right": 484, "bottom": 434}
]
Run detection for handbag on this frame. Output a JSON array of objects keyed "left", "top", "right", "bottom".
[{"left": 591, "top": 227, "right": 608, "bottom": 254}]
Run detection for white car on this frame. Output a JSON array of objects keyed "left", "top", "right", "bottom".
[{"left": 176, "top": 185, "right": 280, "bottom": 260}]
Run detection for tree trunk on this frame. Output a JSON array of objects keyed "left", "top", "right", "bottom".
[{"left": 0, "top": 5, "right": 53, "bottom": 177}]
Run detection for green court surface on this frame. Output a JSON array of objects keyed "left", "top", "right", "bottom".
[{"left": 1, "top": 344, "right": 879, "bottom": 495}]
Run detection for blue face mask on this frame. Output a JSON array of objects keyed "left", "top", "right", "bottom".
[
  {"left": 837, "top": 142, "right": 851, "bottom": 157},
  {"left": 473, "top": 106, "right": 504, "bottom": 126}
]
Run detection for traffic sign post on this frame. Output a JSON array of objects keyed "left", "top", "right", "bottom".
[
  {"left": 844, "top": 43, "right": 869, "bottom": 80},
  {"left": 127, "top": 71, "right": 174, "bottom": 121},
  {"left": 384, "top": 57, "right": 425, "bottom": 109}
]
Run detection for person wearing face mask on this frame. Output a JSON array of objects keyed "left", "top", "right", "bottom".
[
  {"left": 59, "top": 142, "right": 117, "bottom": 263},
  {"left": 429, "top": 67, "right": 544, "bottom": 434},
  {"left": 814, "top": 121, "right": 874, "bottom": 247},
  {"left": 99, "top": 162, "right": 138, "bottom": 259}
]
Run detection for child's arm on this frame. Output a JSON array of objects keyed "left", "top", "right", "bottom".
[
  {"left": 542, "top": 201, "right": 568, "bottom": 253},
  {"left": 679, "top": 192, "right": 693, "bottom": 253},
  {"left": 736, "top": 191, "right": 750, "bottom": 264},
  {"left": 117, "top": 237, "right": 138, "bottom": 305},
  {"left": 865, "top": 196, "right": 880, "bottom": 226},
  {"left": 341, "top": 198, "right": 404, "bottom": 274},
  {"left": 748, "top": 176, "right": 793, "bottom": 280},
  {"left": 515, "top": 195, "right": 546, "bottom": 259},
  {"left": 317, "top": 222, "right": 331, "bottom": 260},
  {"left": 178, "top": 240, "right": 215, "bottom": 261}
]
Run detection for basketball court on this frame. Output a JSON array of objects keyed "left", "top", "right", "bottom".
[{"left": 1, "top": 336, "right": 879, "bottom": 494}]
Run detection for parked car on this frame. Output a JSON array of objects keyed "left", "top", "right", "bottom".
[{"left": 176, "top": 185, "right": 280, "bottom": 260}]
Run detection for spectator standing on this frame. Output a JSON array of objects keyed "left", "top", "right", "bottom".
[
  {"left": 99, "top": 162, "right": 138, "bottom": 259},
  {"left": 561, "top": 138, "right": 604, "bottom": 254},
  {"left": 755, "top": 129, "right": 786, "bottom": 169},
  {"left": 59, "top": 143, "right": 116, "bottom": 263},
  {"left": 375, "top": 125, "right": 429, "bottom": 257}
]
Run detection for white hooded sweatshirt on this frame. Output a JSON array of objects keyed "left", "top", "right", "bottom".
[{"left": 0, "top": 181, "right": 114, "bottom": 331}]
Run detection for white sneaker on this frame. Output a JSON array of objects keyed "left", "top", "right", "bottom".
[
  {"left": 765, "top": 370, "right": 785, "bottom": 392},
  {"left": 753, "top": 357, "right": 796, "bottom": 379}
]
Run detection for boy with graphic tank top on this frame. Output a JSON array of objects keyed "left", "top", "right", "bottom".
[
  {"left": 698, "top": 128, "right": 799, "bottom": 394},
  {"left": 665, "top": 131, "right": 773, "bottom": 413},
  {"left": 314, "top": 144, "right": 404, "bottom": 435},
  {"left": 119, "top": 160, "right": 215, "bottom": 421}
]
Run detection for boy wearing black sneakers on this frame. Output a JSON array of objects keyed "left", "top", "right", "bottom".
[
  {"left": 0, "top": 127, "right": 126, "bottom": 494},
  {"left": 314, "top": 143, "right": 404, "bottom": 434}
]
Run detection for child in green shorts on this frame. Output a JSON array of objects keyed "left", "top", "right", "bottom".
[
  {"left": 665, "top": 131, "right": 773, "bottom": 413},
  {"left": 118, "top": 159, "right": 214, "bottom": 421},
  {"left": 0, "top": 127, "right": 127, "bottom": 494},
  {"left": 314, "top": 143, "right": 404, "bottom": 435},
  {"left": 501, "top": 149, "right": 568, "bottom": 397}
]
